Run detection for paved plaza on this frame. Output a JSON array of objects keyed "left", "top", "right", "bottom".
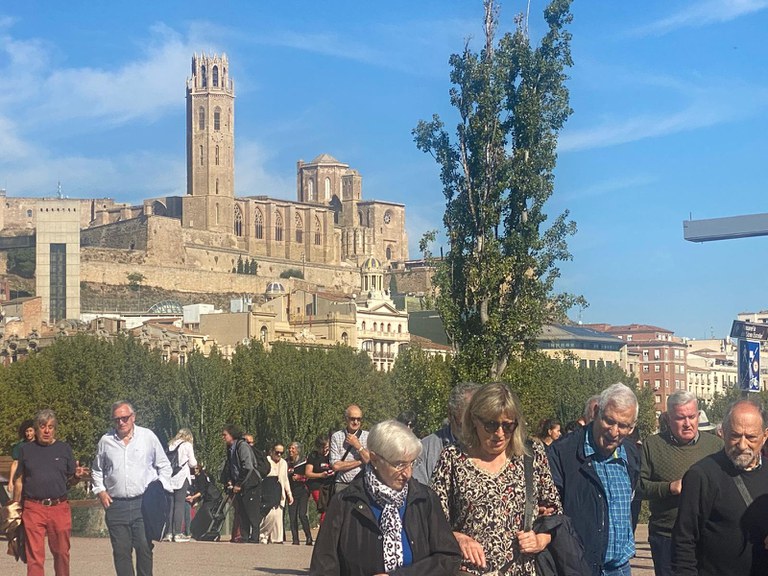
[{"left": 1, "top": 524, "right": 656, "bottom": 576}]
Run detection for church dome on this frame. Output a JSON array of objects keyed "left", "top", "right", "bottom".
[
  {"left": 265, "top": 281, "right": 286, "bottom": 297},
  {"left": 361, "top": 256, "right": 383, "bottom": 271}
]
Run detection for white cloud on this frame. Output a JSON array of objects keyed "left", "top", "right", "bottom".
[
  {"left": 560, "top": 78, "right": 768, "bottom": 152},
  {"left": 631, "top": 0, "right": 768, "bottom": 37},
  {"left": 235, "top": 139, "right": 294, "bottom": 199}
]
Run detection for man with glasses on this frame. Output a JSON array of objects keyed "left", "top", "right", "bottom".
[
  {"left": 330, "top": 404, "right": 370, "bottom": 493},
  {"left": 92, "top": 401, "right": 172, "bottom": 576},
  {"left": 548, "top": 383, "right": 641, "bottom": 576}
]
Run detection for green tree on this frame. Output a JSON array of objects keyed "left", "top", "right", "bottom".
[
  {"left": 418, "top": 229, "right": 438, "bottom": 261},
  {"left": 126, "top": 272, "right": 146, "bottom": 292},
  {"left": 413, "top": 0, "right": 581, "bottom": 381}
]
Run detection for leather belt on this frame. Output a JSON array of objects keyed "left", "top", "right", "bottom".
[{"left": 26, "top": 496, "right": 68, "bottom": 506}]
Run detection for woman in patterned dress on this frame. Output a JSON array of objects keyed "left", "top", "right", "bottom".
[{"left": 431, "top": 383, "right": 563, "bottom": 575}]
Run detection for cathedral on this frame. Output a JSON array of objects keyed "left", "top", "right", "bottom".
[{"left": 1, "top": 53, "right": 409, "bottom": 296}]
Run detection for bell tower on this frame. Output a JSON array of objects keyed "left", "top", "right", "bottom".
[{"left": 185, "top": 53, "right": 235, "bottom": 232}]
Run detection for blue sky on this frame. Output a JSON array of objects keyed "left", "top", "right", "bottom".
[{"left": 1, "top": 0, "right": 767, "bottom": 340}]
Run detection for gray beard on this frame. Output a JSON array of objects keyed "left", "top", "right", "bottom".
[{"left": 728, "top": 449, "right": 756, "bottom": 470}]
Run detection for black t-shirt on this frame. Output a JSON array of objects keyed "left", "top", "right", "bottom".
[
  {"left": 306, "top": 452, "right": 333, "bottom": 491},
  {"left": 19, "top": 440, "right": 75, "bottom": 500},
  {"left": 287, "top": 459, "right": 308, "bottom": 491}
]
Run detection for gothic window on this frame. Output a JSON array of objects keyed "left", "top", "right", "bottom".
[
  {"left": 254, "top": 209, "right": 264, "bottom": 239},
  {"left": 215, "top": 145, "right": 220, "bottom": 166},
  {"left": 215, "top": 203, "right": 220, "bottom": 225},
  {"left": 234, "top": 205, "right": 243, "bottom": 237},
  {"left": 198, "top": 107, "right": 205, "bottom": 130},
  {"left": 275, "top": 211, "right": 283, "bottom": 242},
  {"left": 358, "top": 211, "right": 364, "bottom": 226},
  {"left": 201, "top": 65, "right": 207, "bottom": 87},
  {"left": 314, "top": 216, "right": 321, "bottom": 245},
  {"left": 386, "top": 245, "right": 392, "bottom": 260},
  {"left": 214, "top": 107, "right": 221, "bottom": 131},
  {"left": 199, "top": 145, "right": 204, "bottom": 166},
  {"left": 295, "top": 213, "right": 303, "bottom": 243},
  {"left": 330, "top": 195, "right": 341, "bottom": 225},
  {"left": 213, "top": 65, "right": 219, "bottom": 87},
  {"left": 260, "top": 326, "right": 268, "bottom": 343},
  {"left": 325, "top": 177, "right": 331, "bottom": 200},
  {"left": 308, "top": 179, "right": 314, "bottom": 201}
]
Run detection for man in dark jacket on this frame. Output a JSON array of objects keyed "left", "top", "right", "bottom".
[
  {"left": 548, "top": 383, "right": 640, "bottom": 576},
  {"left": 671, "top": 399, "right": 768, "bottom": 576},
  {"left": 309, "top": 474, "right": 460, "bottom": 575},
  {"left": 220, "top": 424, "right": 262, "bottom": 543}
]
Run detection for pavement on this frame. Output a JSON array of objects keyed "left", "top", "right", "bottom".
[{"left": 1, "top": 524, "right": 657, "bottom": 575}]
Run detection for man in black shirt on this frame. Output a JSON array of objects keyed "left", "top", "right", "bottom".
[{"left": 13, "top": 408, "right": 87, "bottom": 576}]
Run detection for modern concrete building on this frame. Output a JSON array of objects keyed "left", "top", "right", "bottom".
[{"left": 35, "top": 199, "right": 80, "bottom": 324}]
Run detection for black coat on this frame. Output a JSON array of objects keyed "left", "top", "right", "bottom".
[
  {"left": 309, "top": 475, "right": 460, "bottom": 576},
  {"left": 548, "top": 426, "right": 640, "bottom": 576}
]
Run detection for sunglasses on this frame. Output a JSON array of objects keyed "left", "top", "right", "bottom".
[
  {"left": 347, "top": 417, "right": 363, "bottom": 422},
  {"left": 479, "top": 419, "right": 517, "bottom": 435},
  {"left": 274, "top": 450, "right": 284, "bottom": 455},
  {"left": 112, "top": 415, "right": 133, "bottom": 424}
]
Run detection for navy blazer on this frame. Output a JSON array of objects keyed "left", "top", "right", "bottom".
[{"left": 548, "top": 426, "right": 640, "bottom": 576}]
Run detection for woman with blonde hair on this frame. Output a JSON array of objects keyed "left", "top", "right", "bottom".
[
  {"left": 431, "top": 382, "right": 562, "bottom": 575},
  {"left": 165, "top": 428, "right": 197, "bottom": 542}
]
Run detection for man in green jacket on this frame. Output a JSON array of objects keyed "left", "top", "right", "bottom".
[{"left": 640, "top": 391, "right": 722, "bottom": 576}]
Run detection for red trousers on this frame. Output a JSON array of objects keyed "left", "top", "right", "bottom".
[
  {"left": 310, "top": 489, "right": 326, "bottom": 524},
  {"left": 22, "top": 499, "right": 71, "bottom": 576}
]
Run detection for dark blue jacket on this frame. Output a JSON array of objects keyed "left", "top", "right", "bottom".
[{"left": 547, "top": 426, "right": 640, "bottom": 576}]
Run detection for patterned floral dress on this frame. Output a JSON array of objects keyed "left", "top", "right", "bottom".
[{"left": 430, "top": 442, "right": 562, "bottom": 575}]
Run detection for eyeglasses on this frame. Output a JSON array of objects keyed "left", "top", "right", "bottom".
[
  {"left": 112, "top": 414, "right": 134, "bottom": 424},
  {"left": 479, "top": 419, "right": 518, "bottom": 435},
  {"left": 347, "top": 416, "right": 363, "bottom": 422},
  {"left": 380, "top": 456, "right": 417, "bottom": 473}
]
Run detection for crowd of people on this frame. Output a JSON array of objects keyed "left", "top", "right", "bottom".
[{"left": 4, "top": 384, "right": 768, "bottom": 576}]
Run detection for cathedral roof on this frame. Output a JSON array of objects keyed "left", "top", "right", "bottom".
[{"left": 309, "top": 153, "right": 342, "bottom": 165}]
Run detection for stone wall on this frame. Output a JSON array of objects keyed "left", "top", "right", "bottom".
[
  {"left": 81, "top": 217, "right": 150, "bottom": 251},
  {"left": 80, "top": 249, "right": 363, "bottom": 295},
  {"left": 389, "top": 267, "right": 434, "bottom": 296}
]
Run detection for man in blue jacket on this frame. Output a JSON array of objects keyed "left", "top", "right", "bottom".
[{"left": 548, "top": 383, "right": 641, "bottom": 576}]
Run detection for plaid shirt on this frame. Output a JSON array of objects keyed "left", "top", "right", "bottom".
[{"left": 584, "top": 427, "right": 635, "bottom": 569}]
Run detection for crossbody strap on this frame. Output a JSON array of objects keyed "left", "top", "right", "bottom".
[
  {"left": 523, "top": 449, "right": 535, "bottom": 532},
  {"left": 733, "top": 474, "right": 754, "bottom": 507}
]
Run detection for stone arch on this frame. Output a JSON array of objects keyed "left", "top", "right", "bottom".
[
  {"left": 151, "top": 201, "right": 167, "bottom": 216},
  {"left": 254, "top": 209, "right": 264, "bottom": 239},
  {"left": 274, "top": 211, "right": 283, "bottom": 241},
  {"left": 329, "top": 195, "right": 341, "bottom": 225},
  {"left": 234, "top": 205, "right": 243, "bottom": 236},
  {"left": 295, "top": 213, "right": 303, "bottom": 243}
]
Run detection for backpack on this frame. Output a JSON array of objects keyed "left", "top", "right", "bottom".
[
  {"left": 167, "top": 444, "right": 184, "bottom": 476},
  {"left": 251, "top": 445, "right": 272, "bottom": 481},
  {"left": 235, "top": 440, "right": 271, "bottom": 484}
]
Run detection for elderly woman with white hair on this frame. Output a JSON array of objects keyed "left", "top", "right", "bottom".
[{"left": 310, "top": 419, "right": 461, "bottom": 576}]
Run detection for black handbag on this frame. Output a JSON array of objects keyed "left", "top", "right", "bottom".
[{"left": 523, "top": 450, "right": 591, "bottom": 576}]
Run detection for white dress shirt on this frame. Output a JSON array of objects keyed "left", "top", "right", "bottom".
[{"left": 92, "top": 424, "right": 172, "bottom": 498}]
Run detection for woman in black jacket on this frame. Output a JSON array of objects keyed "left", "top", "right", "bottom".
[{"left": 309, "top": 420, "right": 460, "bottom": 576}]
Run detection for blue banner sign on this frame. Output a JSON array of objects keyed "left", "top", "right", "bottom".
[{"left": 739, "top": 339, "right": 761, "bottom": 392}]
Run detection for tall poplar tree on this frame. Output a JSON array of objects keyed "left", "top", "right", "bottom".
[{"left": 413, "top": 0, "right": 581, "bottom": 381}]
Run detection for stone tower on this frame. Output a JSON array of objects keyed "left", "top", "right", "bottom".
[{"left": 184, "top": 53, "right": 235, "bottom": 233}]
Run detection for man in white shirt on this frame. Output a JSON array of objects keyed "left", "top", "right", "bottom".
[
  {"left": 329, "top": 404, "right": 370, "bottom": 492},
  {"left": 91, "top": 401, "right": 172, "bottom": 576}
]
